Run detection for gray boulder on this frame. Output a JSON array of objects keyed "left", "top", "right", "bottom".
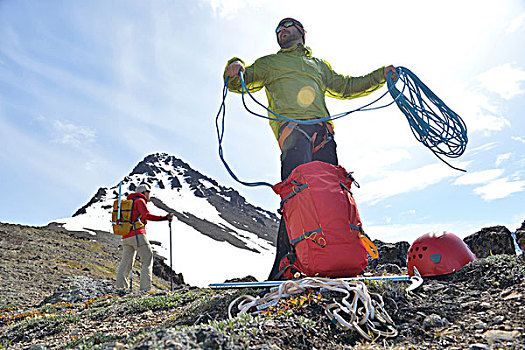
[
  {"left": 367, "top": 240, "right": 410, "bottom": 270},
  {"left": 463, "top": 226, "right": 515, "bottom": 258}
]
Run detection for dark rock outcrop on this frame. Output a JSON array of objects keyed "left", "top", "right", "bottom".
[
  {"left": 72, "top": 187, "right": 107, "bottom": 217},
  {"left": 149, "top": 197, "right": 260, "bottom": 253},
  {"left": 169, "top": 176, "right": 182, "bottom": 189},
  {"left": 152, "top": 255, "right": 185, "bottom": 286},
  {"left": 464, "top": 226, "right": 515, "bottom": 258},
  {"left": 367, "top": 240, "right": 410, "bottom": 270},
  {"left": 130, "top": 154, "right": 162, "bottom": 176}
]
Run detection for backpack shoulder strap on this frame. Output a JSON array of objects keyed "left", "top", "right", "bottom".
[{"left": 130, "top": 197, "right": 143, "bottom": 224}]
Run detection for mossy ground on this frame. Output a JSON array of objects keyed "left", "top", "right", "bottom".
[{"left": 1, "top": 222, "right": 524, "bottom": 349}]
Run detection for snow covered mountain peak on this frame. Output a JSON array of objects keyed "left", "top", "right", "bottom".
[{"left": 52, "top": 152, "right": 280, "bottom": 286}]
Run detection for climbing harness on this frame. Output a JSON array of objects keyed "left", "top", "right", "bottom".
[
  {"left": 278, "top": 121, "right": 334, "bottom": 153},
  {"left": 216, "top": 66, "right": 468, "bottom": 187},
  {"left": 227, "top": 277, "right": 398, "bottom": 341}
]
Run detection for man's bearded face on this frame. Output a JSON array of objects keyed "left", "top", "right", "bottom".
[{"left": 277, "top": 25, "right": 303, "bottom": 48}]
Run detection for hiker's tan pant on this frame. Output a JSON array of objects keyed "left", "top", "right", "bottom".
[{"left": 116, "top": 234, "right": 153, "bottom": 291}]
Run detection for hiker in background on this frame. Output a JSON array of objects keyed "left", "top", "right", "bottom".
[
  {"left": 116, "top": 183, "right": 174, "bottom": 292},
  {"left": 224, "top": 18, "right": 397, "bottom": 280}
]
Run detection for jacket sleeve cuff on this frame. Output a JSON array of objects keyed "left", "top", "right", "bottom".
[
  {"left": 223, "top": 57, "right": 246, "bottom": 82},
  {"left": 227, "top": 57, "right": 245, "bottom": 66}
]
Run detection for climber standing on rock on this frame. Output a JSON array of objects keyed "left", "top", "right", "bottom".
[
  {"left": 224, "top": 17, "right": 397, "bottom": 279},
  {"left": 116, "top": 183, "right": 174, "bottom": 292}
]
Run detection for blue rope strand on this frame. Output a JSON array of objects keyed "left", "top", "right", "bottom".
[
  {"left": 216, "top": 66, "right": 468, "bottom": 188},
  {"left": 239, "top": 71, "right": 402, "bottom": 124},
  {"left": 215, "top": 77, "right": 273, "bottom": 187},
  {"left": 387, "top": 67, "right": 467, "bottom": 172}
]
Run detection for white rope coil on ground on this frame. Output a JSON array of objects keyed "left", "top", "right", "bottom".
[{"left": 228, "top": 277, "right": 398, "bottom": 341}]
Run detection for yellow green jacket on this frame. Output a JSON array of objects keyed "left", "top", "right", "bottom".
[{"left": 224, "top": 44, "right": 386, "bottom": 140}]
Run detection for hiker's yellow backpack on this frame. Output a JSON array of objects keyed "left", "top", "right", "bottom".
[{"left": 112, "top": 198, "right": 144, "bottom": 236}]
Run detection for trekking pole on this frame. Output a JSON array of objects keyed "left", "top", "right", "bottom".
[
  {"left": 131, "top": 221, "right": 140, "bottom": 292},
  {"left": 129, "top": 268, "right": 133, "bottom": 292},
  {"left": 117, "top": 182, "right": 122, "bottom": 222},
  {"left": 169, "top": 220, "right": 173, "bottom": 291}
]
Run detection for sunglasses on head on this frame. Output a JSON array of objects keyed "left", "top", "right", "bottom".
[{"left": 275, "top": 20, "right": 301, "bottom": 33}]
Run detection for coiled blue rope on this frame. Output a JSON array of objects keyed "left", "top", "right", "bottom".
[
  {"left": 387, "top": 67, "right": 467, "bottom": 171},
  {"left": 216, "top": 66, "right": 468, "bottom": 188}
]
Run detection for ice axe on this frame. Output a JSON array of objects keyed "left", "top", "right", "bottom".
[
  {"left": 210, "top": 268, "right": 423, "bottom": 292},
  {"left": 511, "top": 229, "right": 523, "bottom": 256}
]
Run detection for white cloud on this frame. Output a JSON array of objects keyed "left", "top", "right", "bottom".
[
  {"left": 469, "top": 108, "right": 510, "bottom": 134},
  {"left": 199, "top": 0, "right": 269, "bottom": 18},
  {"left": 84, "top": 159, "right": 105, "bottom": 171},
  {"left": 397, "top": 209, "right": 417, "bottom": 217},
  {"left": 467, "top": 142, "right": 498, "bottom": 154},
  {"left": 453, "top": 169, "right": 504, "bottom": 186},
  {"left": 446, "top": 86, "right": 510, "bottom": 135},
  {"left": 473, "top": 177, "right": 525, "bottom": 200},
  {"left": 365, "top": 218, "right": 520, "bottom": 244},
  {"left": 52, "top": 120, "right": 95, "bottom": 146},
  {"left": 512, "top": 136, "right": 525, "bottom": 144},
  {"left": 0, "top": 115, "right": 101, "bottom": 193},
  {"left": 477, "top": 63, "right": 525, "bottom": 100},
  {"left": 345, "top": 147, "right": 413, "bottom": 180},
  {"left": 1, "top": 35, "right": 181, "bottom": 134},
  {"left": 506, "top": 12, "right": 525, "bottom": 35},
  {"left": 357, "top": 162, "right": 466, "bottom": 205},
  {"left": 495, "top": 152, "right": 512, "bottom": 166},
  {"left": 511, "top": 171, "right": 524, "bottom": 181},
  {"left": 333, "top": 107, "right": 417, "bottom": 179},
  {"left": 510, "top": 213, "right": 525, "bottom": 231}
]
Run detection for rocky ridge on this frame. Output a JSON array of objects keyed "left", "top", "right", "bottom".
[{"left": 1, "top": 220, "right": 525, "bottom": 349}]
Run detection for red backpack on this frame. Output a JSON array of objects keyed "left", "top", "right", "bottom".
[{"left": 272, "top": 161, "right": 378, "bottom": 278}]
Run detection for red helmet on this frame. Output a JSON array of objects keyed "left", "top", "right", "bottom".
[{"left": 407, "top": 231, "right": 476, "bottom": 277}]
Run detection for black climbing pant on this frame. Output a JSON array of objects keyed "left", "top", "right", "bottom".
[{"left": 268, "top": 123, "right": 338, "bottom": 280}]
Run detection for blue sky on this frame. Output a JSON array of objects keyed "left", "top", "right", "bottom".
[{"left": 1, "top": 0, "right": 524, "bottom": 243}]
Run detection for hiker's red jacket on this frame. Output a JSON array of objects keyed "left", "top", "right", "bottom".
[{"left": 122, "top": 192, "right": 168, "bottom": 239}]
